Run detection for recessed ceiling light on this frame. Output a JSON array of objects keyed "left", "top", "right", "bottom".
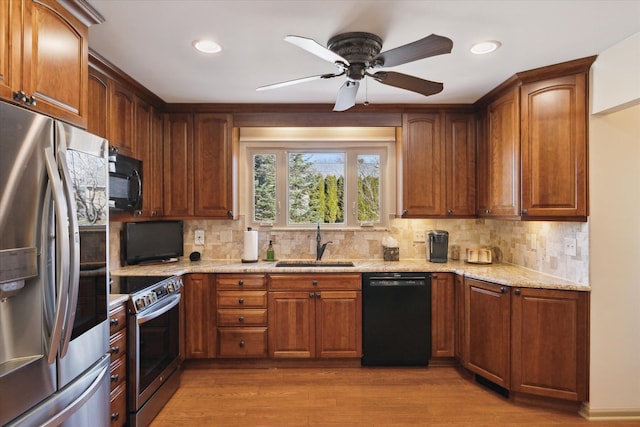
[
  {"left": 193, "top": 39, "right": 222, "bottom": 54},
  {"left": 470, "top": 40, "right": 501, "bottom": 55}
]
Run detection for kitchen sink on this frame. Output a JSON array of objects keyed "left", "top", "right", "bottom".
[{"left": 275, "top": 260, "right": 355, "bottom": 268}]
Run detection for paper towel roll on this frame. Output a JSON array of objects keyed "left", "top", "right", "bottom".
[{"left": 242, "top": 229, "right": 258, "bottom": 262}]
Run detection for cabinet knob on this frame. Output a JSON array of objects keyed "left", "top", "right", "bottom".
[
  {"left": 447, "top": 209, "right": 454, "bottom": 215},
  {"left": 111, "top": 374, "right": 119, "bottom": 382},
  {"left": 521, "top": 209, "right": 528, "bottom": 216},
  {"left": 312, "top": 280, "right": 318, "bottom": 286},
  {"left": 309, "top": 292, "right": 315, "bottom": 298},
  {"left": 238, "top": 298, "right": 244, "bottom": 304},
  {"left": 26, "top": 95, "right": 36, "bottom": 106},
  {"left": 227, "top": 210, "right": 233, "bottom": 217},
  {"left": 111, "top": 413, "right": 120, "bottom": 421},
  {"left": 500, "top": 287, "right": 507, "bottom": 294},
  {"left": 402, "top": 209, "right": 408, "bottom": 216},
  {"left": 238, "top": 280, "right": 244, "bottom": 287},
  {"left": 13, "top": 90, "right": 27, "bottom": 103},
  {"left": 315, "top": 292, "right": 321, "bottom": 299},
  {"left": 110, "top": 318, "right": 119, "bottom": 326},
  {"left": 111, "top": 346, "right": 120, "bottom": 355},
  {"left": 238, "top": 316, "right": 244, "bottom": 322},
  {"left": 239, "top": 340, "right": 245, "bottom": 348},
  {"left": 515, "top": 288, "right": 521, "bottom": 296}
]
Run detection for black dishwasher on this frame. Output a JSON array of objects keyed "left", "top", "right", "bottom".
[{"left": 362, "top": 272, "right": 431, "bottom": 366}]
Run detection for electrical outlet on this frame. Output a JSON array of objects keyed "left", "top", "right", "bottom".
[
  {"left": 413, "top": 230, "right": 426, "bottom": 242},
  {"left": 564, "top": 237, "right": 577, "bottom": 256},
  {"left": 194, "top": 229, "right": 205, "bottom": 245}
]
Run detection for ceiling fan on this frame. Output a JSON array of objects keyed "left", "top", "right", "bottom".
[{"left": 257, "top": 32, "right": 453, "bottom": 111}]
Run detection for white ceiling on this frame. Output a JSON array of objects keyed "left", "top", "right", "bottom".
[{"left": 87, "top": 1, "right": 640, "bottom": 106}]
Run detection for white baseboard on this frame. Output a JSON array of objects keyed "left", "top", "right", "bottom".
[{"left": 580, "top": 402, "right": 640, "bottom": 421}]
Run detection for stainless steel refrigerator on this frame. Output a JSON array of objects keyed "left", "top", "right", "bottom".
[{"left": 0, "top": 102, "right": 110, "bottom": 426}]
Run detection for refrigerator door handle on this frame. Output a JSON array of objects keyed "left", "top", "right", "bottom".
[
  {"left": 40, "top": 359, "right": 109, "bottom": 427},
  {"left": 56, "top": 148, "right": 81, "bottom": 358},
  {"left": 43, "top": 147, "right": 71, "bottom": 364}
]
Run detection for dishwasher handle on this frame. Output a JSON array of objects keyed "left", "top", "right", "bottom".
[{"left": 367, "top": 278, "right": 428, "bottom": 287}]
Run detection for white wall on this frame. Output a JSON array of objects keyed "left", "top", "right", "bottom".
[{"left": 586, "top": 32, "right": 640, "bottom": 418}]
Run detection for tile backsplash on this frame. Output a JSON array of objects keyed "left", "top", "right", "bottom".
[{"left": 110, "top": 216, "right": 589, "bottom": 284}]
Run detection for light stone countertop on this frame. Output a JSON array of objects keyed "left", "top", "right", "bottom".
[
  {"left": 109, "top": 293, "right": 129, "bottom": 309},
  {"left": 111, "top": 258, "right": 589, "bottom": 291}
]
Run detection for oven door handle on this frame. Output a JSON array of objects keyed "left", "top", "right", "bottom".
[{"left": 137, "top": 293, "right": 181, "bottom": 325}]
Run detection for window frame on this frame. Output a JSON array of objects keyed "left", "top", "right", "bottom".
[{"left": 240, "top": 138, "right": 396, "bottom": 230}]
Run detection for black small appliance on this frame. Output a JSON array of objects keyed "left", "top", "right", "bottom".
[
  {"left": 427, "top": 230, "right": 449, "bottom": 263},
  {"left": 108, "top": 148, "right": 142, "bottom": 212}
]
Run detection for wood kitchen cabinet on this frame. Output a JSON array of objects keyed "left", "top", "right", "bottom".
[
  {"left": 478, "top": 87, "right": 521, "bottom": 219},
  {"left": 444, "top": 113, "right": 476, "bottom": 217},
  {"left": 520, "top": 71, "right": 589, "bottom": 220},
  {"left": 465, "top": 278, "right": 511, "bottom": 389},
  {"left": 108, "top": 299, "right": 127, "bottom": 427},
  {"left": 464, "top": 277, "right": 590, "bottom": 402},
  {"left": 453, "top": 274, "right": 466, "bottom": 365},
  {"left": 402, "top": 113, "right": 443, "bottom": 217},
  {"left": 431, "top": 273, "right": 455, "bottom": 359},
  {"left": 135, "top": 97, "right": 164, "bottom": 217},
  {"left": 110, "top": 82, "right": 135, "bottom": 156},
  {"left": 511, "top": 287, "right": 589, "bottom": 401},
  {"left": 183, "top": 274, "right": 216, "bottom": 359},
  {"left": 0, "top": 0, "right": 98, "bottom": 127},
  {"left": 163, "top": 112, "right": 234, "bottom": 218},
  {"left": 402, "top": 112, "right": 476, "bottom": 218},
  {"left": 216, "top": 274, "right": 268, "bottom": 358},
  {"left": 268, "top": 274, "right": 362, "bottom": 359},
  {"left": 476, "top": 57, "right": 594, "bottom": 221}
]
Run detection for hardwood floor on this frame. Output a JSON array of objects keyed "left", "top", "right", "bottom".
[{"left": 151, "top": 364, "right": 634, "bottom": 427}]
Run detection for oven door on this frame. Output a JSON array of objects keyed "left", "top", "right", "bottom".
[{"left": 129, "top": 293, "right": 181, "bottom": 412}]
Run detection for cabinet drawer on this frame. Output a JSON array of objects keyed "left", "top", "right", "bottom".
[
  {"left": 217, "top": 274, "right": 266, "bottom": 290},
  {"left": 217, "top": 327, "right": 268, "bottom": 358},
  {"left": 109, "top": 304, "right": 126, "bottom": 335},
  {"left": 109, "top": 329, "right": 126, "bottom": 363},
  {"left": 110, "top": 382, "right": 127, "bottom": 427},
  {"left": 109, "top": 355, "right": 126, "bottom": 392},
  {"left": 217, "top": 308, "right": 267, "bottom": 326},
  {"left": 217, "top": 291, "right": 267, "bottom": 308},
  {"left": 268, "top": 274, "right": 361, "bottom": 291}
]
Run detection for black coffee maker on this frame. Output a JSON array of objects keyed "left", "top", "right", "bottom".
[{"left": 427, "top": 230, "right": 449, "bottom": 263}]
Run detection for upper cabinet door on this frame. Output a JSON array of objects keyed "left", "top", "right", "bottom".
[
  {"left": 444, "top": 113, "right": 476, "bottom": 217},
  {"left": 193, "top": 113, "right": 233, "bottom": 218},
  {"left": 402, "top": 113, "right": 444, "bottom": 217},
  {"left": 163, "top": 113, "right": 194, "bottom": 217},
  {"left": 485, "top": 87, "right": 520, "bottom": 218},
  {"left": 520, "top": 73, "right": 588, "bottom": 220},
  {"left": 109, "top": 82, "right": 135, "bottom": 156},
  {"left": 22, "top": 0, "right": 89, "bottom": 127}
]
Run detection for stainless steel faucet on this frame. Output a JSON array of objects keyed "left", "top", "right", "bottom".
[{"left": 316, "top": 223, "right": 332, "bottom": 261}]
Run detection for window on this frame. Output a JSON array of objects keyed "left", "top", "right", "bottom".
[{"left": 241, "top": 128, "right": 395, "bottom": 229}]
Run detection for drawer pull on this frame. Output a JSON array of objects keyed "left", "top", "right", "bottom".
[
  {"left": 238, "top": 316, "right": 245, "bottom": 322},
  {"left": 111, "top": 413, "right": 120, "bottom": 421},
  {"left": 110, "top": 374, "right": 119, "bottom": 382},
  {"left": 239, "top": 340, "right": 245, "bottom": 348},
  {"left": 238, "top": 298, "right": 244, "bottom": 304},
  {"left": 238, "top": 280, "right": 244, "bottom": 287},
  {"left": 312, "top": 280, "right": 318, "bottom": 286},
  {"left": 110, "top": 318, "right": 119, "bottom": 326},
  {"left": 111, "top": 346, "right": 120, "bottom": 355}
]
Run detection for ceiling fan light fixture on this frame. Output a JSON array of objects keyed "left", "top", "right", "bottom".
[
  {"left": 470, "top": 40, "right": 501, "bottom": 55},
  {"left": 193, "top": 39, "right": 222, "bottom": 54}
]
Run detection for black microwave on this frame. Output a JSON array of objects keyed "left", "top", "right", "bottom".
[{"left": 108, "top": 148, "right": 142, "bottom": 212}]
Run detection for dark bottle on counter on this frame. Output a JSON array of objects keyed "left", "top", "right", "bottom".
[{"left": 266, "top": 240, "right": 275, "bottom": 261}]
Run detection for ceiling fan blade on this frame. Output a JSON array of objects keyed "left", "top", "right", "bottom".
[
  {"left": 333, "top": 81, "right": 359, "bottom": 111},
  {"left": 370, "top": 71, "right": 443, "bottom": 97},
  {"left": 256, "top": 73, "right": 338, "bottom": 91},
  {"left": 372, "top": 34, "right": 453, "bottom": 68},
  {"left": 284, "top": 35, "right": 349, "bottom": 65}
]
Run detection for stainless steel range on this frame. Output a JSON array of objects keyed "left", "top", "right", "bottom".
[{"left": 115, "top": 275, "right": 183, "bottom": 427}]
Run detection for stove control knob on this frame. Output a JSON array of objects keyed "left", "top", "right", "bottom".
[
  {"left": 167, "top": 283, "right": 174, "bottom": 293},
  {"left": 136, "top": 298, "right": 145, "bottom": 309}
]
